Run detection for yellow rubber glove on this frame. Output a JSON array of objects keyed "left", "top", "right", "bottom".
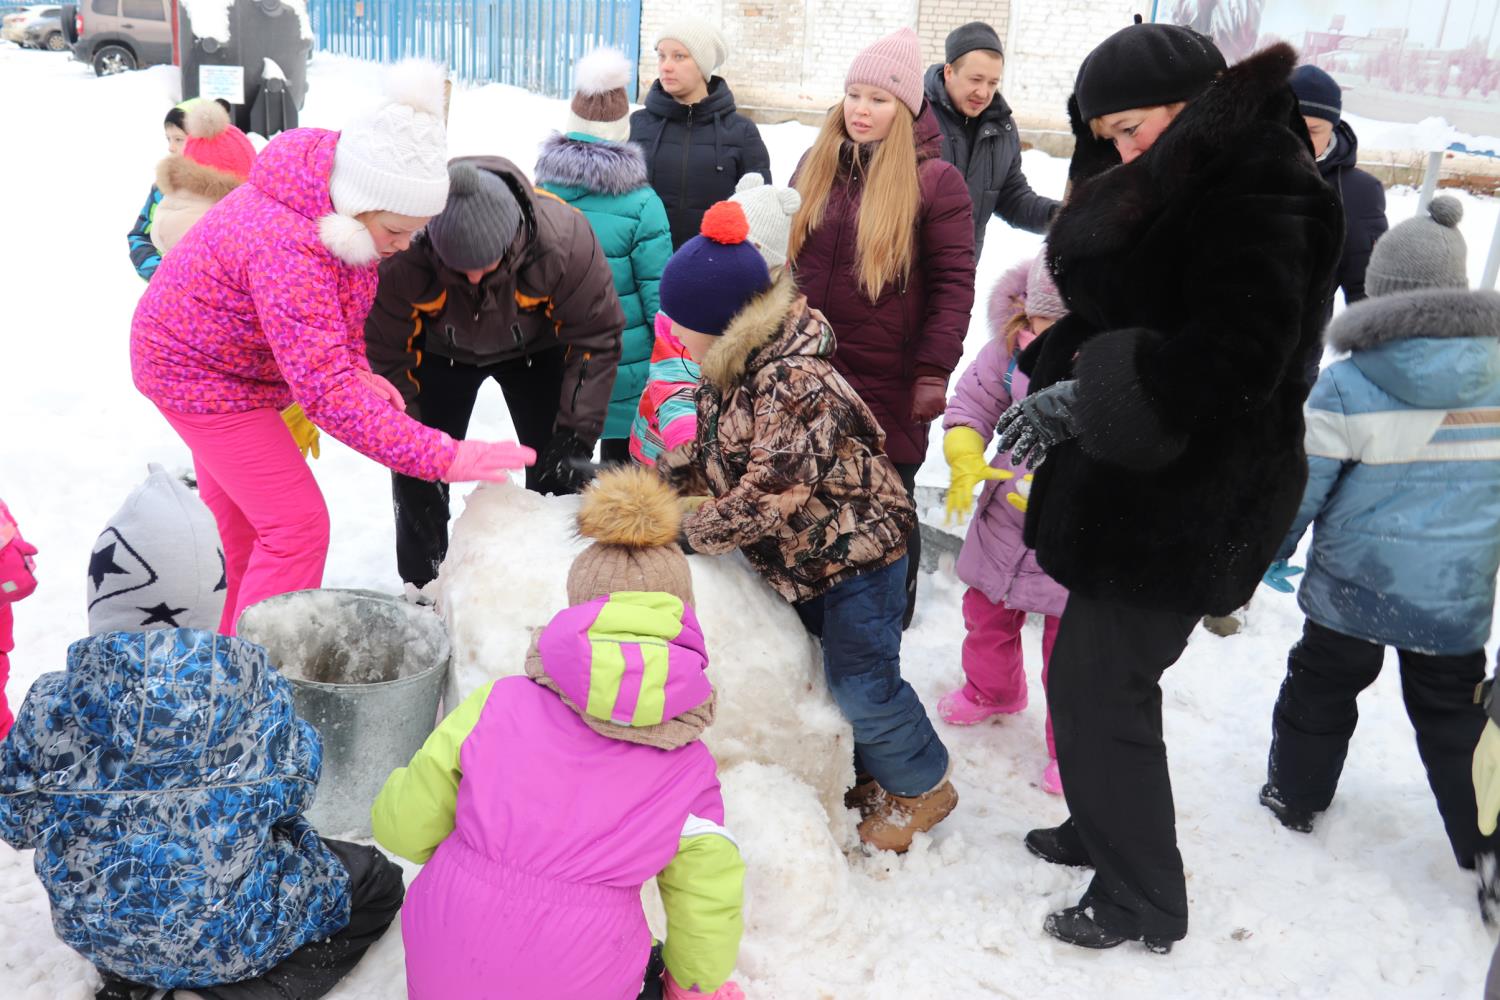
[
  {"left": 1475, "top": 719, "right": 1500, "bottom": 836},
  {"left": 1006, "top": 473, "right": 1034, "bottom": 513},
  {"left": 943, "top": 426, "right": 1013, "bottom": 525},
  {"left": 281, "top": 403, "right": 321, "bottom": 461}
]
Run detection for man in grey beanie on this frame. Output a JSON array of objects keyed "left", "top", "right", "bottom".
[
  {"left": 365, "top": 157, "right": 625, "bottom": 590},
  {"left": 923, "top": 20, "right": 1059, "bottom": 258}
]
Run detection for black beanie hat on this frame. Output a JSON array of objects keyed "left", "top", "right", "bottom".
[
  {"left": 946, "top": 21, "right": 1003, "bottom": 64},
  {"left": 1074, "top": 18, "right": 1226, "bottom": 123},
  {"left": 1290, "top": 64, "right": 1342, "bottom": 126}
]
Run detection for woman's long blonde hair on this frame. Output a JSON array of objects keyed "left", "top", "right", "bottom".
[{"left": 788, "top": 102, "right": 921, "bottom": 301}]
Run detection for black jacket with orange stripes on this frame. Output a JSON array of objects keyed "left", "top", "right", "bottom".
[{"left": 364, "top": 155, "right": 625, "bottom": 442}]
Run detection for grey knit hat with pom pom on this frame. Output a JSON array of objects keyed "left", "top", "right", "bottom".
[
  {"left": 1366, "top": 196, "right": 1469, "bottom": 298},
  {"left": 426, "top": 161, "right": 523, "bottom": 270}
]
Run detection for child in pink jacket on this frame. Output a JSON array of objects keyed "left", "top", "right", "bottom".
[
  {"left": 939, "top": 254, "right": 1069, "bottom": 794},
  {"left": 130, "top": 62, "right": 533, "bottom": 635},
  {"left": 0, "top": 500, "right": 38, "bottom": 740},
  {"left": 373, "top": 467, "right": 745, "bottom": 1000}
]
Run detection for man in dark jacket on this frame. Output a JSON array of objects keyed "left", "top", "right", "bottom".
[
  {"left": 365, "top": 158, "right": 624, "bottom": 589},
  {"left": 924, "top": 21, "right": 1059, "bottom": 259},
  {"left": 1291, "top": 64, "right": 1389, "bottom": 380}
]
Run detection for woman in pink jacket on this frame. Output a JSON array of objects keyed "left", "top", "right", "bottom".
[
  {"left": 131, "top": 63, "right": 532, "bottom": 634},
  {"left": 0, "top": 500, "right": 38, "bottom": 740},
  {"left": 373, "top": 468, "right": 745, "bottom": 1000},
  {"left": 940, "top": 254, "right": 1069, "bottom": 794}
]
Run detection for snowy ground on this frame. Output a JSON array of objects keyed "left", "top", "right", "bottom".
[{"left": 3, "top": 40, "right": 1500, "bottom": 999}]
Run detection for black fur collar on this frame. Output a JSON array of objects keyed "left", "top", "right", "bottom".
[{"left": 1048, "top": 43, "right": 1307, "bottom": 270}]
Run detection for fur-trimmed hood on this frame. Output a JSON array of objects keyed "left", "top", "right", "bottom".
[
  {"left": 1328, "top": 288, "right": 1500, "bottom": 354},
  {"left": 534, "top": 132, "right": 649, "bottom": 196},
  {"left": 155, "top": 154, "right": 242, "bottom": 201},
  {"left": 699, "top": 275, "right": 825, "bottom": 389},
  {"left": 987, "top": 259, "right": 1030, "bottom": 341}
]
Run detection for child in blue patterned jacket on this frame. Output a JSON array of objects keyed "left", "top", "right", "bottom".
[
  {"left": 0, "top": 466, "right": 405, "bottom": 1000},
  {"left": 1258, "top": 199, "right": 1500, "bottom": 895}
]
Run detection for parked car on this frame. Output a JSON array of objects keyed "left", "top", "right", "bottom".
[
  {"left": 67, "top": 0, "right": 169, "bottom": 75},
  {"left": 22, "top": 9, "right": 64, "bottom": 49},
  {"left": 2, "top": 4, "right": 58, "bottom": 44}
]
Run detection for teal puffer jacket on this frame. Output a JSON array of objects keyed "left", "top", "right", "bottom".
[{"left": 537, "top": 133, "right": 673, "bottom": 440}]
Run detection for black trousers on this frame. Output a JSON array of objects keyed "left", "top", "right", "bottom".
[
  {"left": 892, "top": 462, "right": 922, "bottom": 630},
  {"left": 1268, "top": 618, "right": 1496, "bottom": 867},
  {"left": 392, "top": 347, "right": 566, "bottom": 588},
  {"left": 100, "top": 841, "right": 406, "bottom": 1000},
  {"left": 1046, "top": 593, "right": 1200, "bottom": 941}
]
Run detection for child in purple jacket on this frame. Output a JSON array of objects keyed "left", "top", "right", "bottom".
[
  {"left": 939, "top": 254, "right": 1069, "bottom": 795},
  {"left": 372, "top": 467, "right": 745, "bottom": 1000}
]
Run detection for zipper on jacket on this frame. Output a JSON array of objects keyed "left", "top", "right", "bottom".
[
  {"left": 679, "top": 107, "right": 694, "bottom": 210},
  {"left": 571, "top": 352, "right": 592, "bottom": 412},
  {"left": 511, "top": 323, "right": 531, "bottom": 367}
]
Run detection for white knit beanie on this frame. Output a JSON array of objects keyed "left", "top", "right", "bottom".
[
  {"left": 656, "top": 17, "right": 728, "bottom": 80},
  {"left": 729, "top": 174, "right": 801, "bottom": 269},
  {"left": 330, "top": 60, "right": 451, "bottom": 219},
  {"left": 87, "top": 465, "right": 226, "bottom": 635}
]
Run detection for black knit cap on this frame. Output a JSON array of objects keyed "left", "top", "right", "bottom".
[
  {"left": 945, "top": 21, "right": 1003, "bottom": 64},
  {"left": 1074, "top": 16, "right": 1226, "bottom": 122}
]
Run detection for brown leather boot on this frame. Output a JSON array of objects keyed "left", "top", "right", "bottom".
[
  {"left": 844, "top": 773, "right": 883, "bottom": 818},
  {"left": 857, "top": 779, "right": 958, "bottom": 853}
]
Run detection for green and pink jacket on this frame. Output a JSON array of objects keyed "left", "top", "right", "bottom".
[{"left": 372, "top": 591, "right": 743, "bottom": 999}]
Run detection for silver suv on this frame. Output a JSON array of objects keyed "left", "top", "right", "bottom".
[{"left": 66, "top": 0, "right": 169, "bottom": 75}]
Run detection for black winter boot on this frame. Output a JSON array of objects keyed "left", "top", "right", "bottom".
[
  {"left": 1259, "top": 783, "right": 1316, "bottom": 833},
  {"left": 1044, "top": 905, "right": 1173, "bottom": 954},
  {"left": 94, "top": 977, "right": 147, "bottom": 1000},
  {"left": 1024, "top": 820, "right": 1092, "bottom": 867}
]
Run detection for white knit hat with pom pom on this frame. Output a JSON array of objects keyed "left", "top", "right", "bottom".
[
  {"left": 330, "top": 59, "right": 451, "bottom": 218},
  {"left": 729, "top": 173, "right": 801, "bottom": 269},
  {"left": 566, "top": 47, "right": 632, "bottom": 142}
]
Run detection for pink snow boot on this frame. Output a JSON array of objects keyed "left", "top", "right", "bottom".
[
  {"left": 1041, "top": 759, "right": 1063, "bottom": 796},
  {"left": 937, "top": 685, "right": 1026, "bottom": 725}
]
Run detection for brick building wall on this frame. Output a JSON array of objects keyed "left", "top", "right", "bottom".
[{"left": 636, "top": 0, "right": 1132, "bottom": 126}]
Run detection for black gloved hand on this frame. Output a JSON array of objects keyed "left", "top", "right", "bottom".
[
  {"left": 995, "top": 379, "right": 1078, "bottom": 469},
  {"left": 534, "top": 429, "right": 597, "bottom": 496}
]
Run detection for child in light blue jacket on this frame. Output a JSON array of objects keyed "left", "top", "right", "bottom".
[{"left": 1259, "top": 199, "right": 1500, "bottom": 895}]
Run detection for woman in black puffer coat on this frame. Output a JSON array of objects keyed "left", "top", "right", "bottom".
[
  {"left": 629, "top": 17, "right": 772, "bottom": 248},
  {"left": 998, "top": 23, "right": 1344, "bottom": 952}
]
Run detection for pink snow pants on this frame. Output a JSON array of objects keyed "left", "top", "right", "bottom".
[
  {"left": 961, "top": 587, "right": 1059, "bottom": 757},
  {"left": 161, "top": 407, "right": 329, "bottom": 635}
]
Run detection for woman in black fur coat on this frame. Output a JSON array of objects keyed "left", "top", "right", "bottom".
[{"left": 996, "top": 21, "right": 1345, "bottom": 951}]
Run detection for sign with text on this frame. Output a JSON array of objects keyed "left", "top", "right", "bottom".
[{"left": 199, "top": 64, "right": 246, "bottom": 106}]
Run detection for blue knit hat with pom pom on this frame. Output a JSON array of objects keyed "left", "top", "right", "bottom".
[{"left": 659, "top": 201, "right": 772, "bottom": 336}]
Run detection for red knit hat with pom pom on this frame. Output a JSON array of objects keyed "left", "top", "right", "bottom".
[
  {"left": 659, "top": 201, "right": 772, "bottom": 336},
  {"left": 182, "top": 98, "right": 257, "bottom": 181}
]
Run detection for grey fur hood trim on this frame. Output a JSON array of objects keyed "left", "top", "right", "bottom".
[
  {"left": 534, "top": 132, "right": 649, "bottom": 197},
  {"left": 1327, "top": 288, "right": 1500, "bottom": 353}
]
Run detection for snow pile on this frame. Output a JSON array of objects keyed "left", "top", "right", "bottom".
[
  {"left": 1345, "top": 112, "right": 1500, "bottom": 157},
  {"left": 436, "top": 483, "right": 857, "bottom": 840},
  {"left": 180, "top": 0, "right": 233, "bottom": 44}
]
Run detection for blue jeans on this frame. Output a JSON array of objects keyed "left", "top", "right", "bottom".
[{"left": 795, "top": 556, "right": 949, "bottom": 797}]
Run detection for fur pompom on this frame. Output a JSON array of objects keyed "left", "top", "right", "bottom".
[
  {"left": 383, "top": 59, "right": 448, "bottom": 118},
  {"left": 574, "top": 47, "right": 631, "bottom": 96},
  {"left": 184, "top": 98, "right": 230, "bottom": 139},
  {"left": 318, "top": 213, "right": 380, "bottom": 266},
  {"left": 576, "top": 466, "right": 683, "bottom": 549},
  {"left": 700, "top": 201, "right": 749, "bottom": 244}
]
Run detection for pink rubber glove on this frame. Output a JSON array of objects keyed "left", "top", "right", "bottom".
[
  {"left": 358, "top": 368, "right": 407, "bottom": 412},
  {"left": 664, "top": 973, "right": 745, "bottom": 1000},
  {"left": 441, "top": 440, "right": 537, "bottom": 483}
]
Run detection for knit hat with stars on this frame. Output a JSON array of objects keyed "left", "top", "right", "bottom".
[{"left": 87, "top": 464, "right": 226, "bottom": 635}]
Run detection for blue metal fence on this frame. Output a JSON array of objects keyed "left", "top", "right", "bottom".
[{"left": 311, "top": 0, "right": 642, "bottom": 97}]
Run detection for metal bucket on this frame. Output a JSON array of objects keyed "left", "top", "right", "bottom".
[{"left": 238, "top": 588, "right": 451, "bottom": 838}]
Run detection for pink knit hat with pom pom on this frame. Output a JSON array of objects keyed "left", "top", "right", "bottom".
[
  {"left": 846, "top": 27, "right": 924, "bottom": 116},
  {"left": 181, "top": 99, "right": 256, "bottom": 182},
  {"left": 1026, "top": 253, "right": 1067, "bottom": 320}
]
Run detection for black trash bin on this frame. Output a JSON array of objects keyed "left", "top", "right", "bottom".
[{"left": 179, "top": 0, "right": 309, "bottom": 137}]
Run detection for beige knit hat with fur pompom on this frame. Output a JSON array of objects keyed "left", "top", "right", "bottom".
[{"left": 567, "top": 466, "right": 694, "bottom": 606}]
